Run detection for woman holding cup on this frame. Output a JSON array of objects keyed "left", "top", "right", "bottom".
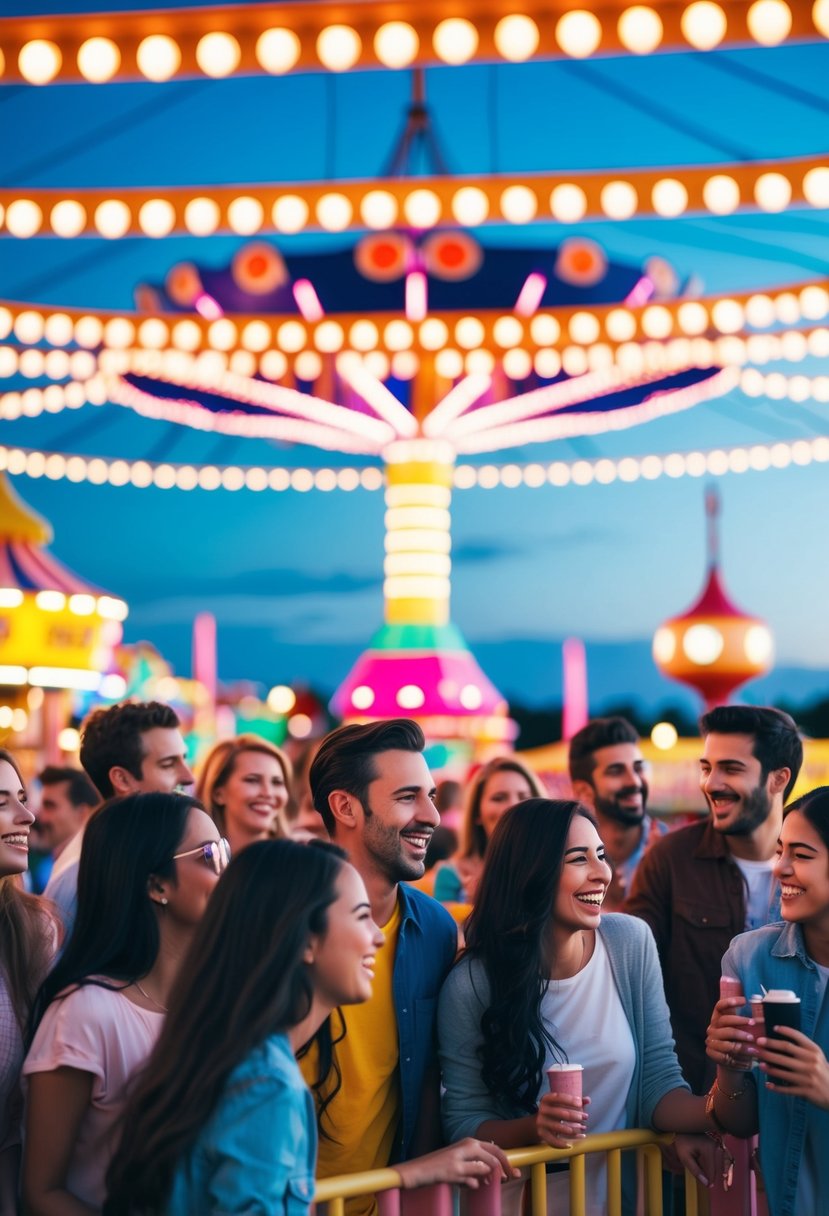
[
  {"left": 706, "top": 785, "right": 829, "bottom": 1216},
  {"left": 438, "top": 799, "right": 719, "bottom": 1215}
]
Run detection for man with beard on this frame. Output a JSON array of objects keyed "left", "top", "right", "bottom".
[
  {"left": 625, "top": 705, "right": 802, "bottom": 1091},
  {"left": 299, "top": 719, "right": 458, "bottom": 1214},
  {"left": 568, "top": 716, "right": 666, "bottom": 911}
]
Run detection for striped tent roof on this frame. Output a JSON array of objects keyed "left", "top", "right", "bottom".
[{"left": 0, "top": 474, "right": 111, "bottom": 597}]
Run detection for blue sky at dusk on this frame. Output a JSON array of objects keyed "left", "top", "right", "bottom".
[{"left": 3, "top": 3, "right": 829, "bottom": 714}]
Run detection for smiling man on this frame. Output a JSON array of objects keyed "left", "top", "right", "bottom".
[
  {"left": 568, "top": 716, "right": 666, "bottom": 911},
  {"left": 625, "top": 705, "right": 803, "bottom": 1091},
  {"left": 300, "top": 719, "right": 457, "bottom": 1215},
  {"left": 43, "top": 700, "right": 194, "bottom": 937}
]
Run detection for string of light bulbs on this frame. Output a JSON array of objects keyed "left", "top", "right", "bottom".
[
  {"left": 1, "top": 157, "right": 827, "bottom": 237},
  {"left": 0, "top": 1, "right": 826, "bottom": 85}
]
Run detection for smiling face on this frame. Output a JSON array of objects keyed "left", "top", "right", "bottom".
[
  {"left": 133, "top": 727, "right": 194, "bottom": 795},
  {"left": 307, "top": 862, "right": 384, "bottom": 1008},
  {"left": 0, "top": 758, "right": 35, "bottom": 878},
  {"left": 586, "top": 742, "right": 649, "bottom": 827},
  {"left": 215, "top": 749, "right": 288, "bottom": 851},
  {"left": 699, "top": 732, "right": 779, "bottom": 837},
  {"left": 775, "top": 809, "right": 829, "bottom": 930},
  {"left": 478, "top": 768, "right": 534, "bottom": 838},
  {"left": 553, "top": 814, "right": 612, "bottom": 935},
  {"left": 357, "top": 748, "right": 439, "bottom": 883}
]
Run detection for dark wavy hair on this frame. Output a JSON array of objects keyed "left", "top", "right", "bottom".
[
  {"left": 80, "top": 700, "right": 181, "bottom": 798},
  {"left": 104, "top": 839, "right": 347, "bottom": 1215},
  {"left": 784, "top": 785, "right": 829, "bottom": 851},
  {"left": 463, "top": 797, "right": 596, "bottom": 1113},
  {"left": 28, "top": 791, "right": 199, "bottom": 1040}
]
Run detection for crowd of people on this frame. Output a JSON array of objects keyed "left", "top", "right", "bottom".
[{"left": 0, "top": 699, "right": 827, "bottom": 1215}]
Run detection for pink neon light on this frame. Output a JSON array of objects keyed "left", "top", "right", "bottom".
[
  {"left": 193, "top": 611, "right": 217, "bottom": 701},
  {"left": 624, "top": 276, "right": 655, "bottom": 307},
  {"left": 562, "top": 637, "right": 588, "bottom": 740},
  {"left": 292, "top": 279, "right": 325, "bottom": 322},
  {"left": 194, "top": 292, "right": 224, "bottom": 320},
  {"left": 405, "top": 271, "right": 428, "bottom": 322},
  {"left": 514, "top": 272, "right": 547, "bottom": 317}
]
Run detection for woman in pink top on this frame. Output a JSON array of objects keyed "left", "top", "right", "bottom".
[
  {"left": 0, "top": 749, "right": 55, "bottom": 1216},
  {"left": 22, "top": 791, "right": 229, "bottom": 1216}
]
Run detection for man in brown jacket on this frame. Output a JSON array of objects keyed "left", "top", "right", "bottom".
[{"left": 625, "top": 704, "right": 802, "bottom": 1092}]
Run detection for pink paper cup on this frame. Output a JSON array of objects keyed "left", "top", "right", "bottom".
[{"left": 546, "top": 1063, "right": 583, "bottom": 1101}]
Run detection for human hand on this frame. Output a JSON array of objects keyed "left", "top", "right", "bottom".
[
  {"left": 395, "top": 1139, "right": 521, "bottom": 1190},
  {"left": 535, "top": 1091, "right": 590, "bottom": 1148},
  {"left": 757, "top": 1027, "right": 829, "bottom": 1108},
  {"left": 670, "top": 1134, "right": 731, "bottom": 1191},
  {"left": 706, "top": 997, "right": 757, "bottom": 1071}
]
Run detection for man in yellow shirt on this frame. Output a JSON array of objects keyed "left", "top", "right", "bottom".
[{"left": 300, "top": 719, "right": 458, "bottom": 1213}]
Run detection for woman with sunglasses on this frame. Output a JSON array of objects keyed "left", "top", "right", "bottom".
[
  {"left": 0, "top": 749, "right": 55, "bottom": 1216},
  {"left": 22, "top": 791, "right": 227, "bottom": 1216},
  {"left": 104, "top": 839, "right": 514, "bottom": 1215}
]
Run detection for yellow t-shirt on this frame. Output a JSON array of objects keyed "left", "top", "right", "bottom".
[{"left": 300, "top": 898, "right": 402, "bottom": 1216}]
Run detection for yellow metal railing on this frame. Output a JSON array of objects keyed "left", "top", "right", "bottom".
[{"left": 315, "top": 1128, "right": 706, "bottom": 1216}]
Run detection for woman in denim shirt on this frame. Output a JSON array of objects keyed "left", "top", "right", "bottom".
[
  {"left": 707, "top": 786, "right": 829, "bottom": 1216},
  {"left": 105, "top": 839, "right": 512, "bottom": 1215}
]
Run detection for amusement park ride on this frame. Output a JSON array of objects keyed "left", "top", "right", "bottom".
[{"left": 1, "top": 2, "right": 828, "bottom": 762}]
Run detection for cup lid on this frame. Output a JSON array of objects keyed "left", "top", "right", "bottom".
[
  {"left": 547, "top": 1063, "right": 583, "bottom": 1071},
  {"left": 763, "top": 989, "right": 800, "bottom": 1002}
]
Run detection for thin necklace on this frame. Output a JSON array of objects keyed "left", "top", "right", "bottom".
[{"left": 134, "top": 978, "right": 168, "bottom": 1012}]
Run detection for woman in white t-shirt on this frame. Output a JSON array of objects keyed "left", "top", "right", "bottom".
[
  {"left": 22, "top": 791, "right": 228, "bottom": 1215},
  {"left": 438, "top": 798, "right": 723, "bottom": 1215}
]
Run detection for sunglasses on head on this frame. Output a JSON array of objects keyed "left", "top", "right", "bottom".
[{"left": 173, "top": 837, "right": 231, "bottom": 875}]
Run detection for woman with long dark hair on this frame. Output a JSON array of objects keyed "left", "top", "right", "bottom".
[
  {"left": 434, "top": 757, "right": 545, "bottom": 905},
  {"left": 0, "top": 749, "right": 55, "bottom": 1216},
  {"left": 706, "top": 785, "right": 829, "bottom": 1216},
  {"left": 22, "top": 791, "right": 226, "bottom": 1215},
  {"left": 105, "top": 839, "right": 514, "bottom": 1215},
  {"left": 439, "top": 798, "right": 718, "bottom": 1215}
]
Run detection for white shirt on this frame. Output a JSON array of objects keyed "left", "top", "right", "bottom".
[
  {"left": 733, "top": 856, "right": 775, "bottom": 931},
  {"left": 500, "top": 934, "right": 636, "bottom": 1216}
]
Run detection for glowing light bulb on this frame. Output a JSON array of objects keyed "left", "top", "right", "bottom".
[
  {"left": 77, "top": 37, "right": 120, "bottom": 82},
  {"left": 618, "top": 6, "right": 664, "bottom": 52},
  {"left": 19, "top": 40, "right": 61, "bottom": 84},
  {"left": 681, "top": 1, "right": 727, "bottom": 48},
  {"left": 317, "top": 25, "right": 362, "bottom": 71},
  {"left": 256, "top": 28, "right": 301, "bottom": 73},
  {"left": 374, "top": 22, "right": 419, "bottom": 67},
  {"left": 433, "top": 18, "right": 479, "bottom": 64},
  {"left": 494, "top": 15, "right": 540, "bottom": 60},
  {"left": 556, "top": 11, "right": 602, "bottom": 56},
  {"left": 136, "top": 35, "right": 181, "bottom": 81},
  {"left": 196, "top": 32, "right": 241, "bottom": 77}
]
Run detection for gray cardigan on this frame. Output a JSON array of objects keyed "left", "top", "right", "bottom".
[{"left": 438, "top": 913, "right": 688, "bottom": 1142}]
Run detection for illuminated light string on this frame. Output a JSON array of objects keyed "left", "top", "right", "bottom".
[
  {"left": 2, "top": 281, "right": 829, "bottom": 361},
  {"left": 452, "top": 366, "right": 740, "bottom": 454},
  {"left": 2, "top": 433, "right": 828, "bottom": 494},
  {"left": 3, "top": 157, "right": 829, "bottom": 236},
  {"left": 103, "top": 375, "right": 389, "bottom": 456},
  {"left": 1, "top": 2, "right": 828, "bottom": 84}
]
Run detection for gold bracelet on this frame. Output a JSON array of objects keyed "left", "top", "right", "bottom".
[
  {"left": 714, "top": 1075, "right": 749, "bottom": 1101},
  {"left": 705, "top": 1087, "right": 730, "bottom": 1136}
]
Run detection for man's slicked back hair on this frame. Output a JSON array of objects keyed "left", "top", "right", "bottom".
[
  {"left": 80, "top": 701, "right": 181, "bottom": 799},
  {"left": 700, "top": 704, "right": 803, "bottom": 801},
  {"left": 568, "top": 716, "right": 639, "bottom": 786},
  {"left": 310, "top": 718, "right": 426, "bottom": 837}
]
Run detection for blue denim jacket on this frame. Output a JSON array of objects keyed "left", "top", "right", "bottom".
[
  {"left": 723, "top": 922, "right": 829, "bottom": 1216},
  {"left": 166, "top": 1032, "right": 317, "bottom": 1215},
  {"left": 393, "top": 882, "right": 458, "bottom": 1159}
]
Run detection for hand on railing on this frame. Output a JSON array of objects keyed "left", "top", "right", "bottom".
[
  {"left": 535, "top": 1091, "right": 590, "bottom": 1149},
  {"left": 669, "top": 1132, "right": 727, "bottom": 1190},
  {"left": 394, "top": 1139, "right": 521, "bottom": 1191}
]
